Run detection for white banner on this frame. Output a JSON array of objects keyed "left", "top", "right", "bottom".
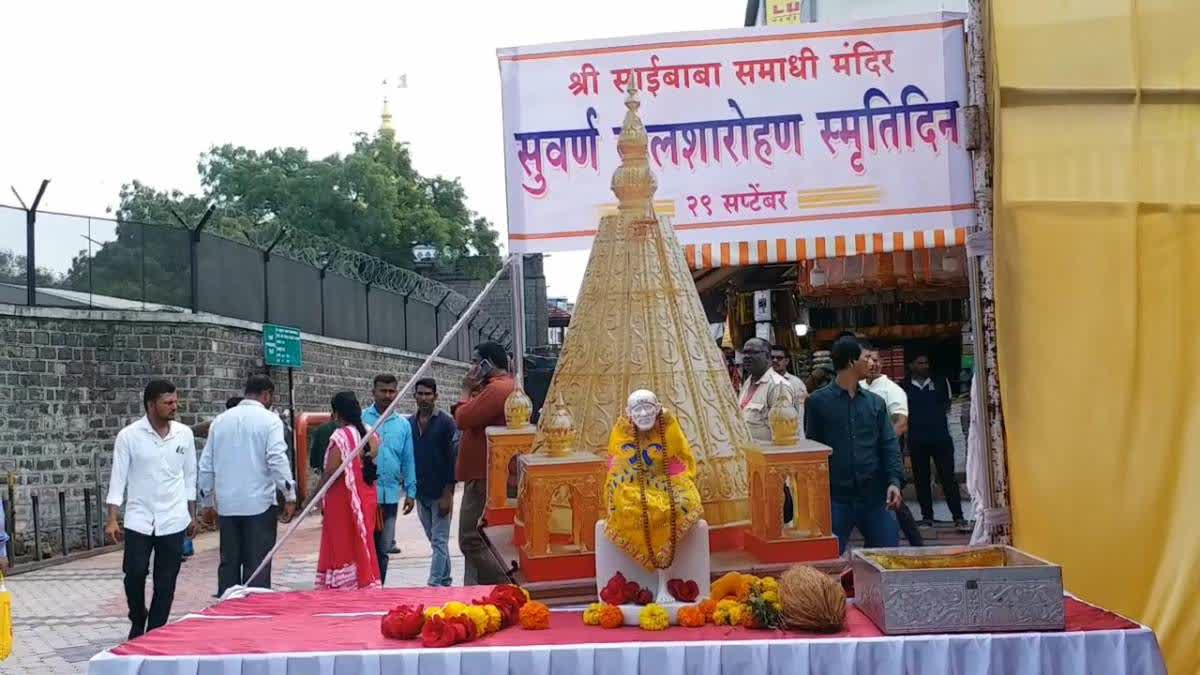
[{"left": 498, "top": 12, "right": 974, "bottom": 265}]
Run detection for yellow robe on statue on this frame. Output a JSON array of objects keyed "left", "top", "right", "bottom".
[{"left": 603, "top": 410, "right": 703, "bottom": 570}]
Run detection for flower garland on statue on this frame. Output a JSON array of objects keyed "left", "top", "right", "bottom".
[
  {"left": 380, "top": 584, "right": 537, "bottom": 647},
  {"left": 635, "top": 413, "right": 678, "bottom": 570}
]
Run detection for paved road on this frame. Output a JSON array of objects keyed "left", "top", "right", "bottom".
[{"left": 4, "top": 493, "right": 466, "bottom": 674}]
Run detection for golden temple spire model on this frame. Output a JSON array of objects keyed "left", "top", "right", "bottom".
[{"left": 529, "top": 88, "right": 754, "bottom": 527}]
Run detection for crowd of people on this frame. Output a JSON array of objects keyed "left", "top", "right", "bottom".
[
  {"left": 727, "top": 332, "right": 971, "bottom": 554},
  {"left": 100, "top": 332, "right": 967, "bottom": 640},
  {"left": 102, "top": 341, "right": 515, "bottom": 641}
]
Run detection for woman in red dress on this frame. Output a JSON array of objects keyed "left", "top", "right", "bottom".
[{"left": 315, "top": 391, "right": 382, "bottom": 590}]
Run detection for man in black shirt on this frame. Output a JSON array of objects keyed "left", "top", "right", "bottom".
[
  {"left": 307, "top": 420, "right": 337, "bottom": 479},
  {"left": 409, "top": 378, "right": 458, "bottom": 587},
  {"left": 902, "top": 353, "right": 967, "bottom": 530},
  {"left": 805, "top": 337, "right": 903, "bottom": 553}
]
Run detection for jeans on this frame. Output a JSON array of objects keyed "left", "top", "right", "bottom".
[
  {"left": 217, "top": 506, "right": 277, "bottom": 596},
  {"left": 416, "top": 496, "right": 453, "bottom": 587},
  {"left": 458, "top": 479, "right": 508, "bottom": 585},
  {"left": 122, "top": 528, "right": 185, "bottom": 640},
  {"left": 374, "top": 502, "right": 399, "bottom": 584},
  {"left": 831, "top": 497, "right": 900, "bottom": 554}
]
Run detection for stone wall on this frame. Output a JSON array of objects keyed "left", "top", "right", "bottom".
[{"left": 0, "top": 304, "right": 469, "bottom": 562}]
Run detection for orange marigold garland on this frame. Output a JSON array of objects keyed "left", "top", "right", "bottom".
[
  {"left": 519, "top": 600, "right": 551, "bottom": 630},
  {"left": 598, "top": 604, "right": 624, "bottom": 629},
  {"left": 711, "top": 572, "right": 758, "bottom": 602},
  {"left": 698, "top": 598, "right": 717, "bottom": 623},
  {"left": 677, "top": 605, "right": 706, "bottom": 628}
]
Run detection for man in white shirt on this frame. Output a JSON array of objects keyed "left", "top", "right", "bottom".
[
  {"left": 861, "top": 344, "right": 922, "bottom": 546},
  {"left": 861, "top": 345, "right": 909, "bottom": 433},
  {"left": 770, "top": 344, "right": 809, "bottom": 425},
  {"left": 105, "top": 379, "right": 197, "bottom": 640},
  {"left": 738, "top": 338, "right": 794, "bottom": 443},
  {"left": 199, "top": 375, "right": 297, "bottom": 595}
]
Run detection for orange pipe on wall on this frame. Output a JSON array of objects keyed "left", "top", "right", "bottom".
[{"left": 294, "top": 411, "right": 331, "bottom": 502}]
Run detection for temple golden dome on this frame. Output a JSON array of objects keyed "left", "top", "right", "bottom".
[{"left": 380, "top": 97, "right": 396, "bottom": 137}]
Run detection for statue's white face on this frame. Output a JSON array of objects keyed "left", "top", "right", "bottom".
[{"left": 627, "top": 389, "right": 661, "bottom": 432}]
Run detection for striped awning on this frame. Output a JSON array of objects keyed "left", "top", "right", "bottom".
[{"left": 683, "top": 227, "right": 968, "bottom": 270}]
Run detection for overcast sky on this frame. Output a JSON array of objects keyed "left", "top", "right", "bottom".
[{"left": 0, "top": 0, "right": 746, "bottom": 301}]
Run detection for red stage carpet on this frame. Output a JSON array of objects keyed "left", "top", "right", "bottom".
[
  {"left": 89, "top": 587, "right": 1166, "bottom": 675},
  {"left": 116, "top": 587, "right": 1136, "bottom": 656}
]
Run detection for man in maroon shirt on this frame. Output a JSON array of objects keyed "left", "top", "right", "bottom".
[{"left": 452, "top": 341, "right": 514, "bottom": 585}]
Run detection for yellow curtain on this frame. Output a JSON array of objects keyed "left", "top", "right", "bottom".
[{"left": 990, "top": 2, "right": 1200, "bottom": 673}]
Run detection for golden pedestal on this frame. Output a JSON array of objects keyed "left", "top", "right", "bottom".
[
  {"left": 484, "top": 425, "right": 535, "bottom": 527},
  {"left": 745, "top": 439, "right": 840, "bottom": 563},
  {"left": 516, "top": 451, "right": 606, "bottom": 581}
]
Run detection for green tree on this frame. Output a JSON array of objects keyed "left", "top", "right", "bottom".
[
  {"left": 0, "top": 249, "right": 59, "bottom": 287},
  {"left": 196, "top": 133, "right": 500, "bottom": 270},
  {"left": 65, "top": 130, "right": 501, "bottom": 303}
]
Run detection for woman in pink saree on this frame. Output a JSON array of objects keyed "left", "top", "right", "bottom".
[{"left": 315, "top": 391, "right": 381, "bottom": 590}]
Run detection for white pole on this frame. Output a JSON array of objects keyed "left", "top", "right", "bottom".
[
  {"left": 510, "top": 254, "right": 526, "bottom": 386},
  {"left": 238, "top": 254, "right": 517, "bottom": 590}
]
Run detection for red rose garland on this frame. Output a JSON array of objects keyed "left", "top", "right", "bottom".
[
  {"left": 383, "top": 585, "right": 532, "bottom": 648},
  {"left": 381, "top": 604, "right": 426, "bottom": 640}
]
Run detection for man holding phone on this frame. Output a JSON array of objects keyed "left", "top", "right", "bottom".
[{"left": 452, "top": 342, "right": 514, "bottom": 585}]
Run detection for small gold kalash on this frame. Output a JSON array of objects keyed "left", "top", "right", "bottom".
[
  {"left": 504, "top": 388, "right": 533, "bottom": 428},
  {"left": 542, "top": 394, "right": 576, "bottom": 458},
  {"left": 768, "top": 398, "right": 800, "bottom": 445}
]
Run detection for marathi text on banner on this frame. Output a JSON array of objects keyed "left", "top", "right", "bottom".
[{"left": 498, "top": 13, "right": 974, "bottom": 263}]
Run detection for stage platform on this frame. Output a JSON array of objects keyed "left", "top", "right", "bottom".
[{"left": 88, "top": 586, "right": 1166, "bottom": 675}]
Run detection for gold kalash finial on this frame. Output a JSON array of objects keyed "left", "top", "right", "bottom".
[{"left": 610, "top": 87, "right": 658, "bottom": 232}]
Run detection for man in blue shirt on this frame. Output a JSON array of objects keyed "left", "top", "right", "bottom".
[
  {"left": 409, "top": 377, "right": 458, "bottom": 587},
  {"left": 805, "top": 337, "right": 904, "bottom": 553},
  {"left": 361, "top": 374, "right": 415, "bottom": 584}
]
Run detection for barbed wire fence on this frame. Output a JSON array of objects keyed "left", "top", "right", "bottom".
[{"left": 0, "top": 185, "right": 511, "bottom": 356}]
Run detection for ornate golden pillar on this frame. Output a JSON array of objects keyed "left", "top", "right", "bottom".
[
  {"left": 515, "top": 451, "right": 606, "bottom": 581},
  {"left": 484, "top": 424, "right": 535, "bottom": 526},
  {"left": 745, "top": 439, "right": 840, "bottom": 563}
]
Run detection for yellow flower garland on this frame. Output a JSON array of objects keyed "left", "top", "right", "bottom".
[
  {"left": 441, "top": 601, "right": 469, "bottom": 619},
  {"left": 638, "top": 604, "right": 670, "bottom": 631},
  {"left": 713, "top": 599, "right": 741, "bottom": 625},
  {"left": 464, "top": 605, "right": 490, "bottom": 636},
  {"left": 481, "top": 604, "right": 503, "bottom": 633},
  {"left": 583, "top": 603, "right": 604, "bottom": 626}
]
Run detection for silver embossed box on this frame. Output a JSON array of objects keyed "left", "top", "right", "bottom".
[{"left": 852, "top": 545, "right": 1065, "bottom": 634}]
